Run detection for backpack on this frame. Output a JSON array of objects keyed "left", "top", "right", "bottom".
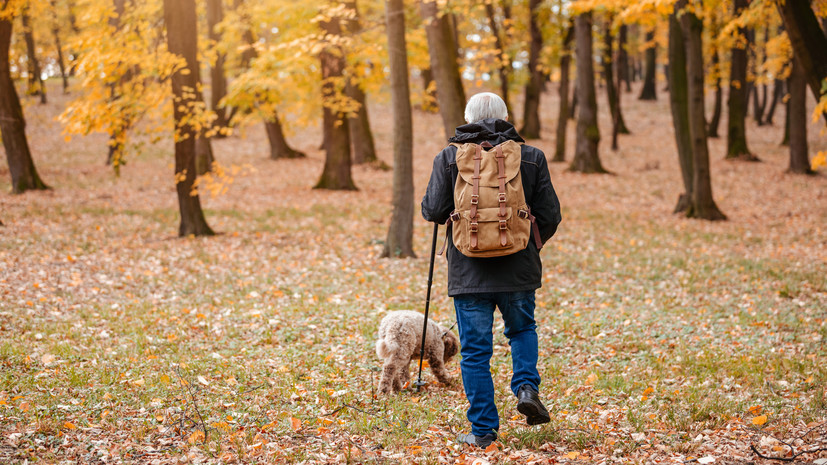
[{"left": 441, "top": 140, "right": 542, "bottom": 258}]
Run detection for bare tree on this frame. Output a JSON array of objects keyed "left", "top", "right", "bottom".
[
  {"left": 569, "top": 12, "right": 606, "bottom": 174},
  {"left": 420, "top": 0, "right": 465, "bottom": 140},
  {"left": 520, "top": 0, "right": 543, "bottom": 139}
]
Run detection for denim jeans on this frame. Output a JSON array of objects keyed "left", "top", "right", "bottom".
[{"left": 453, "top": 290, "right": 541, "bottom": 437}]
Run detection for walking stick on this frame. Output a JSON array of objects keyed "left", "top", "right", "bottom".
[{"left": 414, "top": 222, "right": 439, "bottom": 392}]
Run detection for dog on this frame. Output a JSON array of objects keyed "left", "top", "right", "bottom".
[{"left": 375, "top": 310, "right": 459, "bottom": 394}]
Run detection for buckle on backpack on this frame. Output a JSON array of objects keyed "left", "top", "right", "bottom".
[
  {"left": 498, "top": 193, "right": 506, "bottom": 203},
  {"left": 450, "top": 211, "right": 460, "bottom": 222},
  {"left": 470, "top": 222, "right": 478, "bottom": 233},
  {"left": 470, "top": 195, "right": 479, "bottom": 205},
  {"left": 499, "top": 220, "right": 508, "bottom": 230},
  {"left": 518, "top": 209, "right": 529, "bottom": 219}
]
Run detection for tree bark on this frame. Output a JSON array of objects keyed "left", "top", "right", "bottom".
[
  {"left": 638, "top": 30, "right": 657, "bottom": 100},
  {"left": 776, "top": 0, "right": 827, "bottom": 118},
  {"left": 707, "top": 49, "right": 723, "bottom": 138},
  {"left": 617, "top": 24, "right": 630, "bottom": 93},
  {"left": 21, "top": 11, "right": 45, "bottom": 104},
  {"left": 485, "top": 2, "right": 510, "bottom": 116},
  {"left": 667, "top": 9, "right": 692, "bottom": 213},
  {"left": 265, "top": 111, "right": 305, "bottom": 160},
  {"left": 603, "top": 18, "right": 629, "bottom": 152},
  {"left": 765, "top": 78, "right": 783, "bottom": 125},
  {"left": 726, "top": 0, "right": 756, "bottom": 161},
  {"left": 0, "top": 11, "right": 48, "bottom": 194},
  {"left": 381, "top": 0, "right": 415, "bottom": 258},
  {"left": 163, "top": 0, "right": 214, "bottom": 236},
  {"left": 520, "top": 0, "right": 543, "bottom": 139},
  {"left": 315, "top": 8, "right": 356, "bottom": 190},
  {"left": 344, "top": 0, "right": 377, "bottom": 165},
  {"left": 553, "top": 24, "right": 573, "bottom": 163},
  {"left": 49, "top": 0, "right": 69, "bottom": 93},
  {"left": 787, "top": 57, "right": 811, "bottom": 174},
  {"left": 569, "top": 12, "right": 606, "bottom": 174},
  {"left": 420, "top": 0, "right": 465, "bottom": 140},
  {"left": 679, "top": 0, "right": 725, "bottom": 221},
  {"left": 207, "top": 0, "right": 228, "bottom": 132},
  {"left": 569, "top": 82, "right": 577, "bottom": 120}
]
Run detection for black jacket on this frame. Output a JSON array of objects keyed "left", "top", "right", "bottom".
[{"left": 421, "top": 118, "right": 562, "bottom": 296}]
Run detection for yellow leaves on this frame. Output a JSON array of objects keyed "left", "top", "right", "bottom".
[
  {"left": 290, "top": 417, "right": 301, "bottom": 432},
  {"left": 752, "top": 414, "right": 768, "bottom": 426},
  {"left": 748, "top": 405, "right": 763, "bottom": 415},
  {"left": 188, "top": 430, "right": 205, "bottom": 444},
  {"left": 565, "top": 451, "right": 580, "bottom": 459},
  {"left": 63, "top": 421, "right": 77, "bottom": 430},
  {"left": 585, "top": 373, "right": 598, "bottom": 385},
  {"left": 641, "top": 386, "right": 654, "bottom": 401}
]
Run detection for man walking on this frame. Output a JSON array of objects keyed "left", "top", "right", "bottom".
[{"left": 421, "top": 92, "right": 561, "bottom": 448}]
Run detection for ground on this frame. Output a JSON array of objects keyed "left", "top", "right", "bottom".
[{"left": 0, "top": 81, "right": 826, "bottom": 464}]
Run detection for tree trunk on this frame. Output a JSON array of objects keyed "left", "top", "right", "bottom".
[
  {"left": 679, "top": 0, "right": 725, "bottom": 221},
  {"left": 765, "top": 78, "right": 783, "bottom": 125},
  {"left": 163, "top": 0, "right": 214, "bottom": 236},
  {"left": 49, "top": 0, "right": 68, "bottom": 93},
  {"left": 315, "top": 8, "right": 356, "bottom": 190},
  {"left": 421, "top": 67, "right": 438, "bottom": 112},
  {"left": 520, "top": 0, "right": 542, "bottom": 139},
  {"left": 382, "top": 0, "right": 415, "bottom": 258},
  {"left": 667, "top": 9, "right": 693, "bottom": 213},
  {"left": 207, "top": 0, "right": 228, "bottom": 132},
  {"left": 553, "top": 24, "right": 573, "bottom": 163},
  {"left": 569, "top": 81, "right": 577, "bottom": 120},
  {"left": 569, "top": 12, "right": 605, "bottom": 174},
  {"left": 787, "top": 57, "right": 811, "bottom": 174},
  {"left": 617, "top": 24, "right": 630, "bottom": 93},
  {"left": 21, "top": 11, "right": 45, "bottom": 104},
  {"left": 776, "top": 1, "right": 827, "bottom": 118},
  {"left": 265, "top": 111, "right": 305, "bottom": 160},
  {"left": 638, "top": 30, "right": 656, "bottom": 100},
  {"left": 485, "top": 2, "right": 510, "bottom": 116},
  {"left": 603, "top": 18, "right": 628, "bottom": 152},
  {"left": 420, "top": 0, "right": 465, "bottom": 140},
  {"left": 707, "top": 49, "right": 723, "bottom": 138},
  {"left": 0, "top": 12, "right": 48, "bottom": 194},
  {"left": 344, "top": 0, "right": 377, "bottom": 165},
  {"left": 781, "top": 92, "right": 790, "bottom": 146},
  {"left": 726, "top": 0, "right": 756, "bottom": 161}
]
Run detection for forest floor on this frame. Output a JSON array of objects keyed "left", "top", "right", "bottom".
[{"left": 1, "top": 80, "right": 826, "bottom": 464}]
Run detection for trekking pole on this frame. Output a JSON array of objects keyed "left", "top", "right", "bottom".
[{"left": 414, "top": 222, "right": 439, "bottom": 392}]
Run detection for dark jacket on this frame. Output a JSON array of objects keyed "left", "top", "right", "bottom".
[{"left": 421, "top": 118, "right": 562, "bottom": 296}]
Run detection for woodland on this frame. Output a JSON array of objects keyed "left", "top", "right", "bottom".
[{"left": 0, "top": 0, "right": 826, "bottom": 463}]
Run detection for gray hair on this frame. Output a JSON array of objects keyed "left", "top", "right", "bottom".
[{"left": 464, "top": 92, "right": 508, "bottom": 123}]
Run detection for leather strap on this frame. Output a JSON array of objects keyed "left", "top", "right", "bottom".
[
  {"left": 495, "top": 144, "right": 508, "bottom": 247},
  {"left": 438, "top": 212, "right": 461, "bottom": 255},
  {"left": 518, "top": 208, "right": 542, "bottom": 250},
  {"left": 470, "top": 145, "right": 482, "bottom": 250}
]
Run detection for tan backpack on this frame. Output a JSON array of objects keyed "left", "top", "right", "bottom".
[{"left": 441, "top": 140, "right": 542, "bottom": 258}]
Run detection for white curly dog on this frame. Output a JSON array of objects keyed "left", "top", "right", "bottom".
[{"left": 375, "top": 310, "right": 459, "bottom": 394}]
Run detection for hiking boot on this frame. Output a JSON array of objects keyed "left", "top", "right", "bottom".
[
  {"left": 517, "top": 384, "right": 550, "bottom": 425},
  {"left": 457, "top": 432, "right": 497, "bottom": 448}
]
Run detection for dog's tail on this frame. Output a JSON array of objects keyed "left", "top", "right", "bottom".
[{"left": 376, "top": 338, "right": 397, "bottom": 359}]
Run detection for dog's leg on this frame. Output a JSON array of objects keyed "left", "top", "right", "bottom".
[
  {"left": 378, "top": 359, "right": 398, "bottom": 395},
  {"left": 428, "top": 351, "right": 452, "bottom": 385}
]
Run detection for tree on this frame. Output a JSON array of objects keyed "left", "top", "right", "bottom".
[
  {"left": 707, "top": 48, "right": 723, "bottom": 138},
  {"left": 553, "top": 23, "right": 573, "bottom": 163},
  {"left": 775, "top": 0, "right": 827, "bottom": 119},
  {"left": 49, "top": 0, "right": 69, "bottom": 93},
  {"left": 667, "top": 7, "right": 692, "bottom": 213},
  {"left": 344, "top": 0, "right": 377, "bottom": 165},
  {"left": 638, "top": 29, "right": 656, "bottom": 100},
  {"left": 520, "top": 0, "right": 542, "bottom": 139},
  {"left": 315, "top": 3, "right": 356, "bottom": 190},
  {"left": 787, "top": 57, "right": 811, "bottom": 174},
  {"left": 420, "top": 0, "right": 465, "bottom": 140},
  {"left": 570, "top": 11, "right": 606, "bottom": 174},
  {"left": 617, "top": 24, "right": 630, "bottom": 93},
  {"left": 21, "top": 8, "right": 45, "bottom": 103},
  {"left": 726, "top": 0, "right": 756, "bottom": 161},
  {"left": 206, "top": 0, "right": 229, "bottom": 132},
  {"left": 678, "top": 0, "right": 725, "bottom": 220},
  {"left": 485, "top": 1, "right": 511, "bottom": 115},
  {"left": 381, "top": 0, "right": 415, "bottom": 258},
  {"left": 164, "top": 0, "right": 214, "bottom": 236},
  {"left": 0, "top": 0, "right": 48, "bottom": 194},
  {"left": 603, "top": 15, "right": 629, "bottom": 152}
]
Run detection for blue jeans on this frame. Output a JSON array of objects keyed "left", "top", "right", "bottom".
[{"left": 453, "top": 290, "right": 541, "bottom": 437}]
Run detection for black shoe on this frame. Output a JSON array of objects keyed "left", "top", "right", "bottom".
[
  {"left": 517, "top": 384, "right": 550, "bottom": 425},
  {"left": 457, "top": 432, "right": 497, "bottom": 448}
]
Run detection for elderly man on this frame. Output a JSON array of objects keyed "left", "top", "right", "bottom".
[{"left": 421, "top": 92, "right": 561, "bottom": 448}]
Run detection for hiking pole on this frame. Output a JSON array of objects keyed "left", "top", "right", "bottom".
[{"left": 414, "top": 222, "right": 439, "bottom": 392}]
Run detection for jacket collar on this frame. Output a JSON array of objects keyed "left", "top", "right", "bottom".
[{"left": 448, "top": 118, "right": 525, "bottom": 145}]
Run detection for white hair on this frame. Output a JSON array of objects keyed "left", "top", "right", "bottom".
[{"left": 464, "top": 92, "right": 508, "bottom": 123}]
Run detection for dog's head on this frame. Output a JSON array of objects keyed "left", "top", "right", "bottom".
[{"left": 442, "top": 330, "right": 459, "bottom": 362}]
